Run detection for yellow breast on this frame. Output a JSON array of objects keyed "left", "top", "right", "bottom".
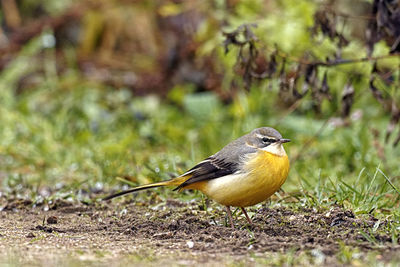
[{"left": 191, "top": 150, "right": 290, "bottom": 207}]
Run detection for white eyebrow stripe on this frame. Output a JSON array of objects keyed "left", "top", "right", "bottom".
[{"left": 255, "top": 133, "right": 276, "bottom": 140}]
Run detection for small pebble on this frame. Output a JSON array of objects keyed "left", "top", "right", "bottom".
[
  {"left": 186, "top": 241, "right": 194, "bottom": 249},
  {"left": 47, "top": 216, "right": 58, "bottom": 224},
  {"left": 26, "top": 233, "right": 36, "bottom": 238},
  {"left": 120, "top": 208, "right": 127, "bottom": 216}
]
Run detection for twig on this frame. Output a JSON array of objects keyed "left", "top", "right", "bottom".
[
  {"left": 321, "top": 7, "right": 375, "bottom": 21},
  {"left": 274, "top": 50, "right": 400, "bottom": 68}
]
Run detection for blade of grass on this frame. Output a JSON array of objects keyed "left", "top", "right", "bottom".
[
  {"left": 116, "top": 176, "right": 137, "bottom": 187},
  {"left": 378, "top": 169, "right": 400, "bottom": 196}
]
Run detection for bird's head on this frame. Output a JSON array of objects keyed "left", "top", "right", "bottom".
[{"left": 246, "top": 127, "right": 290, "bottom": 156}]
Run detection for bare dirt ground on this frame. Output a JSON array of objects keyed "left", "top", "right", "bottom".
[{"left": 1, "top": 196, "right": 399, "bottom": 266}]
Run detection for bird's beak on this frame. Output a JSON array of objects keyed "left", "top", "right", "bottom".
[{"left": 279, "top": 138, "right": 291, "bottom": 143}]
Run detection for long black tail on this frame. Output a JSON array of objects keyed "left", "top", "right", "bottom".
[
  {"left": 102, "top": 175, "right": 191, "bottom": 201},
  {"left": 102, "top": 184, "right": 164, "bottom": 201}
]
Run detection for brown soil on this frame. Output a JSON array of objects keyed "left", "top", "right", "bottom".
[{"left": 0, "top": 196, "right": 399, "bottom": 266}]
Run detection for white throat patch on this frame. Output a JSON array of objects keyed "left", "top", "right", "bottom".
[{"left": 261, "top": 143, "right": 286, "bottom": 156}]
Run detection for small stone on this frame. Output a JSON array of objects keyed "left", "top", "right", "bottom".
[
  {"left": 186, "top": 241, "right": 194, "bottom": 249},
  {"left": 26, "top": 232, "right": 36, "bottom": 238},
  {"left": 120, "top": 208, "right": 127, "bottom": 216},
  {"left": 47, "top": 216, "right": 58, "bottom": 224}
]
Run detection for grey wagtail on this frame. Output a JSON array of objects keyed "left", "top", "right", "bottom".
[{"left": 104, "top": 127, "right": 290, "bottom": 228}]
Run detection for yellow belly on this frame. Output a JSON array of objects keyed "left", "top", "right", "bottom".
[{"left": 188, "top": 151, "right": 289, "bottom": 207}]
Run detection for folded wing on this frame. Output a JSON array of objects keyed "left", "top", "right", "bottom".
[{"left": 174, "top": 157, "right": 240, "bottom": 190}]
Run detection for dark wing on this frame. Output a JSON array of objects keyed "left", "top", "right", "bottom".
[{"left": 174, "top": 156, "right": 239, "bottom": 190}]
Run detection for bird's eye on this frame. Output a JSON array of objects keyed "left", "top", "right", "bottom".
[{"left": 262, "top": 137, "right": 276, "bottom": 143}]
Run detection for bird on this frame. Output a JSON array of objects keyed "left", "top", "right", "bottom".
[{"left": 103, "top": 127, "right": 290, "bottom": 228}]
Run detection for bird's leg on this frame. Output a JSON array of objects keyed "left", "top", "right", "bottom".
[
  {"left": 225, "top": 206, "right": 234, "bottom": 228},
  {"left": 241, "top": 207, "right": 252, "bottom": 224}
]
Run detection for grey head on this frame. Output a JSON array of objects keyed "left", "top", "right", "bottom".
[
  {"left": 214, "top": 127, "right": 290, "bottom": 163},
  {"left": 247, "top": 127, "right": 290, "bottom": 149}
]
